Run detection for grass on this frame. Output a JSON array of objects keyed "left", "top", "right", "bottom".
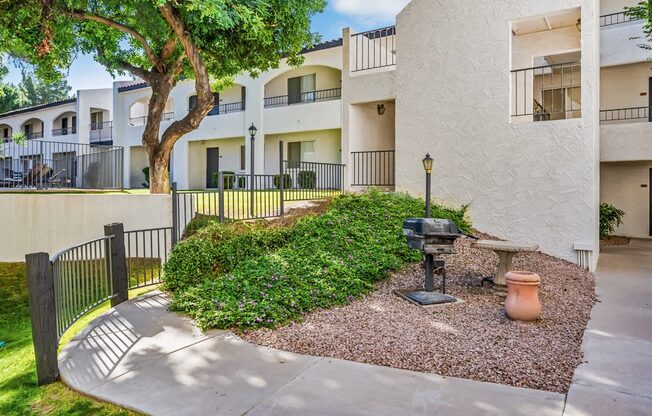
[
  {"left": 163, "top": 190, "right": 470, "bottom": 330},
  {"left": 0, "top": 262, "right": 149, "bottom": 416}
]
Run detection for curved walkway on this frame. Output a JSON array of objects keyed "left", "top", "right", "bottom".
[{"left": 60, "top": 292, "right": 565, "bottom": 415}]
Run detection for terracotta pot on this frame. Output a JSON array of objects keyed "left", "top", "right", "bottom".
[{"left": 504, "top": 271, "right": 541, "bottom": 321}]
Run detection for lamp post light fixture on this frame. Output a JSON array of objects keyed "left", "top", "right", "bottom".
[
  {"left": 249, "top": 123, "right": 257, "bottom": 217},
  {"left": 422, "top": 153, "right": 433, "bottom": 218}
]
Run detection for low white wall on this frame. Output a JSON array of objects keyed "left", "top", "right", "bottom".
[
  {"left": 601, "top": 122, "right": 652, "bottom": 162},
  {"left": 0, "top": 194, "right": 171, "bottom": 262}
]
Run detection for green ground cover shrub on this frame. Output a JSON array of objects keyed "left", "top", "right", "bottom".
[
  {"left": 272, "top": 174, "right": 292, "bottom": 189},
  {"left": 163, "top": 190, "right": 470, "bottom": 330}
]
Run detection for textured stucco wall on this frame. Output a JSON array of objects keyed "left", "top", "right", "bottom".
[
  {"left": 601, "top": 61, "right": 652, "bottom": 109},
  {"left": 601, "top": 161, "right": 651, "bottom": 238},
  {"left": 394, "top": 0, "right": 600, "bottom": 264},
  {"left": 0, "top": 194, "right": 171, "bottom": 262},
  {"left": 349, "top": 101, "right": 395, "bottom": 153},
  {"left": 601, "top": 123, "right": 652, "bottom": 161}
]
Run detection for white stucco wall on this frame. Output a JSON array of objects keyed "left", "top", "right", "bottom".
[
  {"left": 188, "top": 137, "right": 246, "bottom": 189},
  {"left": 601, "top": 122, "right": 652, "bottom": 161},
  {"left": 0, "top": 193, "right": 171, "bottom": 262},
  {"left": 601, "top": 161, "right": 651, "bottom": 238},
  {"left": 600, "top": 21, "right": 651, "bottom": 67},
  {"left": 600, "top": 61, "right": 651, "bottom": 109},
  {"left": 393, "top": 0, "right": 600, "bottom": 265}
]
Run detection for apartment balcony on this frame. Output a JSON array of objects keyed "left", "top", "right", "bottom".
[
  {"left": 25, "top": 131, "right": 44, "bottom": 140},
  {"left": 90, "top": 121, "right": 113, "bottom": 146},
  {"left": 129, "top": 112, "right": 174, "bottom": 127},
  {"left": 350, "top": 26, "right": 396, "bottom": 73},
  {"left": 600, "top": 11, "right": 648, "bottom": 67},
  {"left": 263, "top": 89, "right": 341, "bottom": 135},
  {"left": 52, "top": 127, "right": 77, "bottom": 137},
  {"left": 601, "top": 106, "right": 652, "bottom": 162}
]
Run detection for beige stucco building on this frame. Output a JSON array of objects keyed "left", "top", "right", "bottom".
[{"left": 1, "top": 0, "right": 649, "bottom": 270}]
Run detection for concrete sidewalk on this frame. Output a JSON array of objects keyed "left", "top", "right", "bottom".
[
  {"left": 564, "top": 239, "right": 652, "bottom": 416},
  {"left": 59, "top": 292, "right": 565, "bottom": 415}
]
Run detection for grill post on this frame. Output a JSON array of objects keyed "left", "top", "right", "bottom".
[
  {"left": 25, "top": 252, "right": 59, "bottom": 385},
  {"left": 104, "top": 223, "right": 128, "bottom": 307}
]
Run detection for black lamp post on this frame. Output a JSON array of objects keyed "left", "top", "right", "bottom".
[
  {"left": 422, "top": 153, "right": 433, "bottom": 218},
  {"left": 249, "top": 123, "right": 257, "bottom": 216}
]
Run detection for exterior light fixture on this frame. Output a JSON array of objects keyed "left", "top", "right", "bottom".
[
  {"left": 248, "top": 123, "right": 257, "bottom": 137},
  {"left": 575, "top": 18, "right": 581, "bottom": 32},
  {"left": 423, "top": 153, "right": 433, "bottom": 218},
  {"left": 377, "top": 103, "right": 386, "bottom": 115}
]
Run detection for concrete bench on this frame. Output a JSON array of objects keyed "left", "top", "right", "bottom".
[{"left": 470, "top": 240, "right": 539, "bottom": 289}]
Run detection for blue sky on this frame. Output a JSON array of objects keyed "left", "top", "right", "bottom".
[{"left": 3, "top": 0, "right": 409, "bottom": 92}]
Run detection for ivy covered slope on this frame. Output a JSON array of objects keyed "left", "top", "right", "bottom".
[{"left": 163, "top": 191, "right": 471, "bottom": 330}]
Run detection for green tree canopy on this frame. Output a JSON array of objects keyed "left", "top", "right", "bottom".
[
  {"left": 0, "top": 0, "right": 326, "bottom": 192},
  {"left": 19, "top": 70, "right": 72, "bottom": 106},
  {"left": 0, "top": 83, "right": 25, "bottom": 113}
]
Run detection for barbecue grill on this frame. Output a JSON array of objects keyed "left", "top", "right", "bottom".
[{"left": 399, "top": 218, "right": 465, "bottom": 305}]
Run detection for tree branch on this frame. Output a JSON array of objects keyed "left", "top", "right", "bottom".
[{"left": 66, "top": 8, "right": 161, "bottom": 70}]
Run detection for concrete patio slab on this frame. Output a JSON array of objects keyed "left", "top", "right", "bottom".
[
  {"left": 564, "top": 240, "right": 652, "bottom": 416},
  {"left": 59, "top": 291, "right": 566, "bottom": 416}
]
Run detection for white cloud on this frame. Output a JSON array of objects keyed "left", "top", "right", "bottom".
[{"left": 332, "top": 0, "right": 410, "bottom": 20}]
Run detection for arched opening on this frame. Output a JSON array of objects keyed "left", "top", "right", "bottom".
[
  {"left": 129, "top": 98, "right": 174, "bottom": 126},
  {"left": 0, "top": 124, "right": 12, "bottom": 141},
  {"left": 188, "top": 83, "right": 246, "bottom": 116},
  {"left": 264, "top": 65, "right": 342, "bottom": 107},
  {"left": 21, "top": 118, "right": 44, "bottom": 139},
  {"left": 52, "top": 111, "right": 77, "bottom": 136}
]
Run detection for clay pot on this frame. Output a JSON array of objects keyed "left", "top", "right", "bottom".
[{"left": 504, "top": 271, "right": 541, "bottom": 321}]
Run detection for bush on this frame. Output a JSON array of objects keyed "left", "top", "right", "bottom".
[
  {"left": 142, "top": 166, "right": 150, "bottom": 188},
  {"left": 600, "top": 202, "right": 625, "bottom": 239},
  {"left": 298, "top": 170, "right": 316, "bottom": 189},
  {"left": 273, "top": 174, "right": 292, "bottom": 189},
  {"left": 211, "top": 171, "right": 247, "bottom": 189},
  {"left": 163, "top": 190, "right": 471, "bottom": 330}
]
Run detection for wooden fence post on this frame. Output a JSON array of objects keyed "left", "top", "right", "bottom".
[
  {"left": 104, "top": 223, "right": 128, "bottom": 307},
  {"left": 25, "top": 252, "right": 59, "bottom": 385}
]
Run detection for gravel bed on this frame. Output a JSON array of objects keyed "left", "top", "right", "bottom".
[{"left": 241, "top": 233, "right": 595, "bottom": 393}]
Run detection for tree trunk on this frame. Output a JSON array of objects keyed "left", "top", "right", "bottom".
[{"left": 148, "top": 147, "right": 170, "bottom": 194}]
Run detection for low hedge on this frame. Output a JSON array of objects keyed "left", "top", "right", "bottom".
[
  {"left": 298, "top": 170, "right": 316, "bottom": 189},
  {"left": 163, "top": 190, "right": 471, "bottom": 330},
  {"left": 273, "top": 174, "right": 292, "bottom": 189},
  {"left": 212, "top": 171, "right": 247, "bottom": 189}
]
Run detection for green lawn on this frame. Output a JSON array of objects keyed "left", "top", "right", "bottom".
[{"left": 0, "top": 263, "right": 144, "bottom": 416}]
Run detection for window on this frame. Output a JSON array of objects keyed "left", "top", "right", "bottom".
[
  {"left": 2, "top": 128, "right": 8, "bottom": 138},
  {"left": 90, "top": 112, "right": 103, "bottom": 130},
  {"left": 537, "top": 86, "right": 581, "bottom": 121},
  {"left": 240, "top": 145, "right": 246, "bottom": 171},
  {"left": 287, "top": 141, "right": 316, "bottom": 167},
  {"left": 287, "top": 74, "right": 316, "bottom": 104}
]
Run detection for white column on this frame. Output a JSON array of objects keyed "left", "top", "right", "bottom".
[{"left": 244, "top": 81, "right": 265, "bottom": 175}]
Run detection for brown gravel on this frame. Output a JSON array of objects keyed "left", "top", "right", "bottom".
[
  {"left": 600, "top": 235, "right": 631, "bottom": 247},
  {"left": 241, "top": 233, "right": 596, "bottom": 394}
]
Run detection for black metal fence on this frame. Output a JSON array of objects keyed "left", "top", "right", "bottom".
[
  {"left": 0, "top": 139, "right": 124, "bottom": 189},
  {"left": 600, "top": 106, "right": 651, "bottom": 123},
  {"left": 351, "top": 150, "right": 395, "bottom": 187},
  {"left": 511, "top": 62, "right": 581, "bottom": 120},
  {"left": 26, "top": 222, "right": 173, "bottom": 385},
  {"left": 172, "top": 142, "right": 345, "bottom": 240},
  {"left": 600, "top": 11, "right": 641, "bottom": 27},
  {"left": 350, "top": 25, "right": 396, "bottom": 72},
  {"left": 264, "top": 88, "right": 342, "bottom": 108},
  {"left": 282, "top": 160, "right": 344, "bottom": 201}
]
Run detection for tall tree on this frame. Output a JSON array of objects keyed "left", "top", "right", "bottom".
[
  {"left": 627, "top": 1, "right": 652, "bottom": 50},
  {"left": 0, "top": 0, "right": 325, "bottom": 193},
  {"left": 0, "top": 83, "right": 25, "bottom": 113},
  {"left": 19, "top": 70, "right": 72, "bottom": 106}
]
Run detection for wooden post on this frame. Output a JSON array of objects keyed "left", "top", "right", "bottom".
[
  {"left": 104, "top": 223, "right": 128, "bottom": 306},
  {"left": 25, "top": 252, "right": 59, "bottom": 385}
]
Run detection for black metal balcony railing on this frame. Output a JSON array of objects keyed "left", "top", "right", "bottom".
[
  {"left": 52, "top": 127, "right": 77, "bottom": 136},
  {"left": 25, "top": 131, "right": 44, "bottom": 140},
  {"left": 264, "top": 88, "right": 342, "bottom": 108},
  {"left": 193, "top": 101, "right": 245, "bottom": 115},
  {"left": 351, "top": 150, "right": 395, "bottom": 187},
  {"left": 90, "top": 121, "right": 113, "bottom": 144},
  {"left": 351, "top": 25, "right": 396, "bottom": 72},
  {"left": 600, "top": 106, "right": 651, "bottom": 123},
  {"left": 600, "top": 11, "right": 642, "bottom": 27},
  {"left": 129, "top": 112, "right": 174, "bottom": 126},
  {"left": 511, "top": 62, "right": 581, "bottom": 120}
]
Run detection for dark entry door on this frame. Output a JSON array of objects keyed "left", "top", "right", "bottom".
[
  {"left": 61, "top": 118, "right": 68, "bottom": 135},
  {"left": 206, "top": 147, "right": 219, "bottom": 188}
]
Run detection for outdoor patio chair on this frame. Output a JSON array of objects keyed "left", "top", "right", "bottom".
[
  {"left": 23, "top": 163, "right": 53, "bottom": 188},
  {"left": 47, "top": 169, "right": 71, "bottom": 188}
]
